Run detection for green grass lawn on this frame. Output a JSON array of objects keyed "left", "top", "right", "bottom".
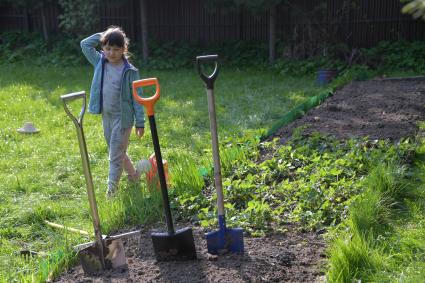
[
  {"left": 0, "top": 64, "right": 321, "bottom": 281},
  {"left": 326, "top": 132, "right": 425, "bottom": 282}
]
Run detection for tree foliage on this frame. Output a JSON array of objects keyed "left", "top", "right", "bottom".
[
  {"left": 401, "top": 0, "right": 425, "bottom": 19},
  {"left": 57, "top": 0, "right": 100, "bottom": 36}
]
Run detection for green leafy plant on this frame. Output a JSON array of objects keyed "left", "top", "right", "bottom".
[
  {"left": 57, "top": 0, "right": 100, "bottom": 37},
  {"left": 177, "top": 128, "right": 417, "bottom": 235}
]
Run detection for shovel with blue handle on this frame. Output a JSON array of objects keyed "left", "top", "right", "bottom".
[{"left": 196, "top": 55, "right": 244, "bottom": 255}]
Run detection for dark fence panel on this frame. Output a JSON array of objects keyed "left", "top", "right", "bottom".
[
  {"left": 146, "top": 0, "right": 244, "bottom": 43},
  {"left": 0, "top": 0, "right": 424, "bottom": 48},
  {"left": 32, "top": 3, "right": 59, "bottom": 33},
  {"left": 0, "top": 6, "right": 28, "bottom": 31},
  {"left": 0, "top": 4, "right": 59, "bottom": 33},
  {"left": 100, "top": 1, "right": 135, "bottom": 40}
]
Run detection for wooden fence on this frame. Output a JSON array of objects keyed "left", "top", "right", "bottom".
[{"left": 0, "top": 0, "right": 424, "bottom": 48}]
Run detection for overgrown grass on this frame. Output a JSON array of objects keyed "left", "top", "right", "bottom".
[
  {"left": 326, "top": 136, "right": 425, "bottom": 282},
  {"left": 0, "top": 63, "right": 320, "bottom": 281}
]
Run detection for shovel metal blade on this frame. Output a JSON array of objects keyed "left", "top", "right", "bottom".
[
  {"left": 151, "top": 227, "right": 197, "bottom": 261},
  {"left": 78, "top": 239, "right": 126, "bottom": 275},
  {"left": 205, "top": 227, "right": 244, "bottom": 255}
]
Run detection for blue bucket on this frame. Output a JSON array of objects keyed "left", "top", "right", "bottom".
[{"left": 317, "top": 69, "right": 337, "bottom": 85}]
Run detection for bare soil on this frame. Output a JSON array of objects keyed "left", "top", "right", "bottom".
[
  {"left": 56, "top": 226, "right": 326, "bottom": 283},
  {"left": 274, "top": 77, "right": 425, "bottom": 143},
  {"left": 55, "top": 77, "right": 425, "bottom": 282}
]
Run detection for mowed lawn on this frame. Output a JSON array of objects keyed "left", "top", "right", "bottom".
[{"left": 0, "top": 64, "right": 321, "bottom": 281}]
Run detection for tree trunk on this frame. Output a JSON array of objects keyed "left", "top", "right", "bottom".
[
  {"left": 238, "top": 8, "right": 243, "bottom": 40},
  {"left": 40, "top": 5, "right": 49, "bottom": 42},
  {"left": 269, "top": 6, "right": 276, "bottom": 64},
  {"left": 140, "top": 0, "right": 149, "bottom": 63},
  {"left": 23, "top": 6, "right": 29, "bottom": 32}
]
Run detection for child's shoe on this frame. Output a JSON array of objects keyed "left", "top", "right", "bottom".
[
  {"left": 127, "top": 169, "right": 142, "bottom": 183},
  {"left": 106, "top": 187, "right": 117, "bottom": 197}
]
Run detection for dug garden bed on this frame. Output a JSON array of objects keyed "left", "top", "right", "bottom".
[
  {"left": 56, "top": 77, "right": 425, "bottom": 282},
  {"left": 274, "top": 76, "right": 425, "bottom": 143},
  {"left": 56, "top": 225, "right": 325, "bottom": 282}
]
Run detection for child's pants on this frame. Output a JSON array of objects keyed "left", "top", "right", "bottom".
[{"left": 102, "top": 113, "right": 136, "bottom": 191}]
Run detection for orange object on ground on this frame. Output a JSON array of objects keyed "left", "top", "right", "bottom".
[{"left": 146, "top": 153, "right": 169, "bottom": 190}]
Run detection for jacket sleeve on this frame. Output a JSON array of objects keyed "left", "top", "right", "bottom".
[
  {"left": 80, "top": 33, "right": 102, "bottom": 66},
  {"left": 132, "top": 71, "right": 145, "bottom": 128}
]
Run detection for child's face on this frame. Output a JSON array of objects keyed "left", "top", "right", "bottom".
[{"left": 102, "top": 43, "right": 124, "bottom": 65}]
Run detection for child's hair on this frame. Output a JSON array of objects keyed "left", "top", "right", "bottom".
[{"left": 100, "top": 26, "right": 130, "bottom": 57}]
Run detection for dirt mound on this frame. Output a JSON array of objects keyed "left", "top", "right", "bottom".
[{"left": 275, "top": 77, "right": 425, "bottom": 143}]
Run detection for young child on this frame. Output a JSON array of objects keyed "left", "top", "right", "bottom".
[{"left": 80, "top": 26, "right": 145, "bottom": 196}]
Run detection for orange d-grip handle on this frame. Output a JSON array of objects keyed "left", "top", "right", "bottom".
[{"left": 132, "top": 78, "right": 160, "bottom": 116}]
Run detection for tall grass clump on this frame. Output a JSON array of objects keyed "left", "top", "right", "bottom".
[
  {"left": 327, "top": 160, "right": 410, "bottom": 282},
  {"left": 350, "top": 163, "right": 404, "bottom": 236},
  {"left": 327, "top": 230, "right": 381, "bottom": 282},
  {"left": 168, "top": 152, "right": 205, "bottom": 196},
  {"left": 327, "top": 136, "right": 425, "bottom": 282},
  {"left": 349, "top": 191, "right": 391, "bottom": 238},
  {"left": 98, "top": 183, "right": 163, "bottom": 233}
]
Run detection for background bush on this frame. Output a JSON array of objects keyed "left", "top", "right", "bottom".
[{"left": 1, "top": 31, "right": 425, "bottom": 75}]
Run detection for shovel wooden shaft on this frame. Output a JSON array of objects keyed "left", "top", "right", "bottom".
[
  {"left": 196, "top": 55, "right": 225, "bottom": 216},
  {"left": 61, "top": 92, "right": 106, "bottom": 269},
  {"left": 206, "top": 89, "right": 225, "bottom": 216},
  {"left": 74, "top": 115, "right": 105, "bottom": 266},
  {"left": 198, "top": 55, "right": 244, "bottom": 255}
]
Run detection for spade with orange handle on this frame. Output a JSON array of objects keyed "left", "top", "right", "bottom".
[{"left": 132, "top": 78, "right": 197, "bottom": 261}]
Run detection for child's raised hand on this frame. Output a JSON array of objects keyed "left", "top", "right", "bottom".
[{"left": 135, "top": 127, "right": 144, "bottom": 139}]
